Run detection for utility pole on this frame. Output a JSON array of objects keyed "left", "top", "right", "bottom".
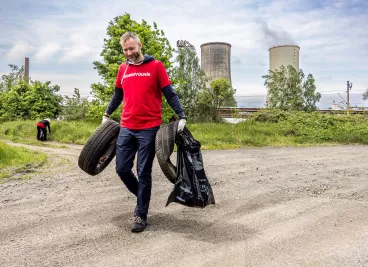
[{"left": 346, "top": 81, "right": 352, "bottom": 111}]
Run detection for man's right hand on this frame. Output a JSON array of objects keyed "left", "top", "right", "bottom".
[{"left": 102, "top": 115, "right": 109, "bottom": 124}]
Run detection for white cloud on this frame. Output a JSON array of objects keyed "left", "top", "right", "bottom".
[
  {"left": 7, "top": 43, "right": 33, "bottom": 61},
  {"left": 33, "top": 43, "right": 61, "bottom": 62},
  {"left": 29, "top": 71, "right": 101, "bottom": 96},
  {"left": 61, "top": 44, "right": 94, "bottom": 63},
  {"left": 1, "top": 0, "right": 367, "bottom": 101}
]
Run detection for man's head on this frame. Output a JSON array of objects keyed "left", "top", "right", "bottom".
[{"left": 120, "top": 32, "right": 143, "bottom": 63}]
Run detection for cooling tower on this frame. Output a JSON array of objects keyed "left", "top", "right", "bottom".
[
  {"left": 200, "top": 42, "right": 231, "bottom": 83},
  {"left": 269, "top": 45, "right": 300, "bottom": 72}
]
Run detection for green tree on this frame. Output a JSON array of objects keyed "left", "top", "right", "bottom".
[
  {"left": 24, "top": 81, "right": 63, "bottom": 119},
  {"left": 171, "top": 43, "right": 207, "bottom": 121},
  {"left": 62, "top": 88, "right": 90, "bottom": 120},
  {"left": 263, "top": 65, "right": 321, "bottom": 111},
  {"left": 198, "top": 78, "right": 236, "bottom": 122},
  {"left": 0, "top": 64, "right": 24, "bottom": 92},
  {"left": 0, "top": 80, "right": 29, "bottom": 119},
  {"left": 362, "top": 89, "right": 368, "bottom": 101},
  {"left": 90, "top": 13, "right": 173, "bottom": 119},
  {"left": 0, "top": 80, "right": 63, "bottom": 121}
]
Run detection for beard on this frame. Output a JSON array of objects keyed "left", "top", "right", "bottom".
[{"left": 127, "top": 51, "right": 142, "bottom": 62}]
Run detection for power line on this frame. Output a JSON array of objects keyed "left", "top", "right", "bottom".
[
  {"left": 318, "top": 90, "right": 345, "bottom": 93},
  {"left": 235, "top": 92, "right": 366, "bottom": 97},
  {"left": 236, "top": 95, "right": 266, "bottom": 97},
  {"left": 57, "top": 91, "right": 92, "bottom": 96}
]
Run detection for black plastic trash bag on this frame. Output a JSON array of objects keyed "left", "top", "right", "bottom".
[{"left": 166, "top": 129, "right": 215, "bottom": 208}]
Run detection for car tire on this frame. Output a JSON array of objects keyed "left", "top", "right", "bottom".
[
  {"left": 78, "top": 120, "right": 120, "bottom": 176},
  {"left": 156, "top": 121, "right": 197, "bottom": 184}
]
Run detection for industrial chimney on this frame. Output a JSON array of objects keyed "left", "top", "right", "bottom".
[{"left": 24, "top": 57, "right": 29, "bottom": 83}]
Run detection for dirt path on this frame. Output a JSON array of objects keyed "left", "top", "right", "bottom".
[{"left": 1, "top": 142, "right": 368, "bottom": 267}]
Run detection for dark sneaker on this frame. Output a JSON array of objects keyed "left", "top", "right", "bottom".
[{"left": 131, "top": 216, "right": 147, "bottom": 233}]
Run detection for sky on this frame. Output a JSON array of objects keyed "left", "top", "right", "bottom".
[{"left": 1, "top": 0, "right": 367, "bottom": 109}]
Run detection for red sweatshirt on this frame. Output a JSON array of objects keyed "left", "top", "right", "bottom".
[{"left": 115, "top": 58, "right": 170, "bottom": 129}]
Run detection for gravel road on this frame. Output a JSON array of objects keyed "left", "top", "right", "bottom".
[{"left": 1, "top": 142, "right": 368, "bottom": 267}]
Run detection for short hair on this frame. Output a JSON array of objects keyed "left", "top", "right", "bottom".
[{"left": 120, "top": 32, "right": 140, "bottom": 43}]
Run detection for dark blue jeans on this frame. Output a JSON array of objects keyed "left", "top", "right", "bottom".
[{"left": 116, "top": 126, "right": 159, "bottom": 220}]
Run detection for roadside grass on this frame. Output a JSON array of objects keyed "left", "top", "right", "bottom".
[
  {"left": 0, "top": 141, "right": 47, "bottom": 182},
  {"left": 51, "top": 120, "right": 99, "bottom": 144},
  {"left": 189, "top": 110, "right": 368, "bottom": 149},
  {"left": 253, "top": 110, "right": 368, "bottom": 145},
  {"left": 0, "top": 120, "right": 99, "bottom": 146},
  {"left": 1, "top": 110, "right": 368, "bottom": 150}
]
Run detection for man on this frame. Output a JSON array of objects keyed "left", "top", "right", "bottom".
[
  {"left": 36, "top": 118, "right": 51, "bottom": 141},
  {"left": 103, "top": 32, "right": 187, "bottom": 233}
]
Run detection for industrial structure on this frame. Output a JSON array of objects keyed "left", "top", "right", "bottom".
[
  {"left": 200, "top": 42, "right": 232, "bottom": 83},
  {"left": 24, "top": 57, "right": 29, "bottom": 83},
  {"left": 269, "top": 45, "right": 300, "bottom": 72}
]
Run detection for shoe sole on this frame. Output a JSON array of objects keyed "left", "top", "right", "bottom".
[
  {"left": 131, "top": 222, "right": 148, "bottom": 233},
  {"left": 131, "top": 226, "right": 146, "bottom": 233}
]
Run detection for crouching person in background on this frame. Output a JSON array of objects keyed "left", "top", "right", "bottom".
[{"left": 36, "top": 119, "right": 51, "bottom": 141}]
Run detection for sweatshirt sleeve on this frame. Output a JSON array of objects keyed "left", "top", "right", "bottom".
[
  {"left": 105, "top": 64, "right": 125, "bottom": 115},
  {"left": 162, "top": 84, "right": 186, "bottom": 119},
  {"left": 105, "top": 87, "right": 124, "bottom": 115}
]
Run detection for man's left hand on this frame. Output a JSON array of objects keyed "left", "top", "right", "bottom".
[{"left": 177, "top": 119, "right": 186, "bottom": 133}]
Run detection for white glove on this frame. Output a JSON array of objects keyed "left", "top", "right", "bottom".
[
  {"left": 177, "top": 119, "right": 186, "bottom": 133},
  {"left": 102, "top": 115, "right": 109, "bottom": 124}
]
